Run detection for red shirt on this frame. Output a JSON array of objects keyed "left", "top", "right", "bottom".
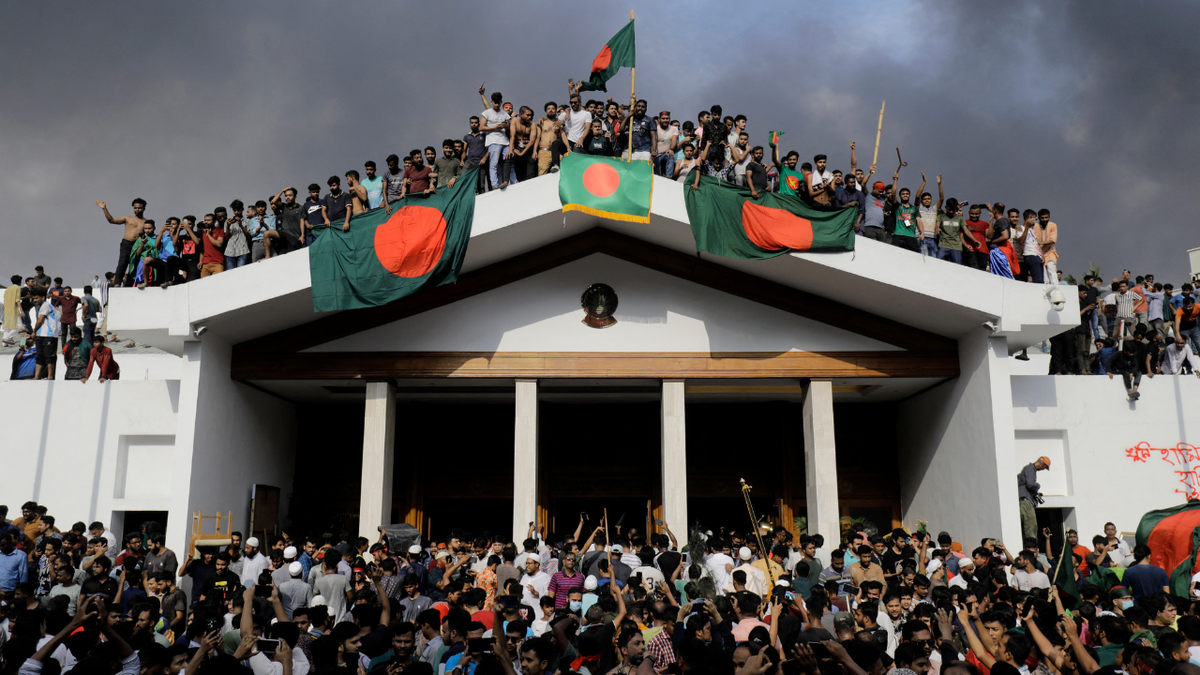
[
  {"left": 57, "top": 296, "right": 81, "bottom": 324},
  {"left": 201, "top": 229, "right": 226, "bottom": 265},
  {"left": 471, "top": 610, "right": 494, "bottom": 630},
  {"left": 86, "top": 346, "right": 120, "bottom": 380},
  {"left": 404, "top": 165, "right": 433, "bottom": 195},
  {"left": 963, "top": 220, "right": 989, "bottom": 252}
]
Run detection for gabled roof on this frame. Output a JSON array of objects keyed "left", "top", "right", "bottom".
[{"left": 109, "top": 174, "right": 1077, "bottom": 355}]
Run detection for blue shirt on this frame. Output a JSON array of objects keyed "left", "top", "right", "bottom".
[
  {"left": 445, "top": 653, "right": 478, "bottom": 675},
  {"left": 462, "top": 132, "right": 487, "bottom": 163},
  {"left": 1094, "top": 347, "right": 1115, "bottom": 375},
  {"left": 159, "top": 233, "right": 177, "bottom": 259},
  {"left": 361, "top": 177, "right": 385, "bottom": 209},
  {"left": 1122, "top": 563, "right": 1169, "bottom": 599},
  {"left": 0, "top": 548, "right": 29, "bottom": 592},
  {"left": 249, "top": 214, "right": 275, "bottom": 242},
  {"left": 299, "top": 552, "right": 315, "bottom": 580}
]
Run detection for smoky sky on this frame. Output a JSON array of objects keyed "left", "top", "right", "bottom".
[{"left": 2, "top": 0, "right": 1197, "bottom": 286}]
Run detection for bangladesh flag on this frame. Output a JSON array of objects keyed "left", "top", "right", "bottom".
[
  {"left": 684, "top": 171, "right": 857, "bottom": 260},
  {"left": 577, "top": 20, "right": 635, "bottom": 93},
  {"left": 309, "top": 168, "right": 479, "bottom": 312},
  {"left": 1052, "top": 541, "right": 1081, "bottom": 609},
  {"left": 559, "top": 153, "right": 653, "bottom": 223},
  {"left": 1136, "top": 502, "right": 1200, "bottom": 595}
]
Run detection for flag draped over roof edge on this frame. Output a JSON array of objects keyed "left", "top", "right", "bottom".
[
  {"left": 308, "top": 168, "right": 479, "bottom": 312},
  {"left": 683, "top": 170, "right": 856, "bottom": 260}
]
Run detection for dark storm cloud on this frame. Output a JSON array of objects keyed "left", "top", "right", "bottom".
[{"left": 1, "top": 1, "right": 1196, "bottom": 286}]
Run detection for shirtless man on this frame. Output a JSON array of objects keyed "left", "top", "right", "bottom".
[
  {"left": 346, "top": 170, "right": 368, "bottom": 215},
  {"left": 96, "top": 198, "right": 149, "bottom": 287},
  {"left": 532, "top": 102, "right": 567, "bottom": 176},
  {"left": 506, "top": 106, "right": 536, "bottom": 182}
]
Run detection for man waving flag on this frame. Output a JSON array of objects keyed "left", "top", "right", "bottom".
[{"left": 577, "top": 20, "right": 636, "bottom": 93}]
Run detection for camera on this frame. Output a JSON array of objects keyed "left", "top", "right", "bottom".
[{"left": 1045, "top": 287, "right": 1066, "bottom": 312}]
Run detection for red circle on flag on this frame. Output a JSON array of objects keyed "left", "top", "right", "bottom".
[
  {"left": 741, "top": 201, "right": 814, "bottom": 251},
  {"left": 582, "top": 162, "right": 620, "bottom": 198},
  {"left": 374, "top": 205, "right": 446, "bottom": 278},
  {"left": 592, "top": 45, "right": 612, "bottom": 72}
]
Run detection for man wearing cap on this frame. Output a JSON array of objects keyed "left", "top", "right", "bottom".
[
  {"left": 240, "top": 536, "right": 269, "bottom": 587},
  {"left": 273, "top": 546, "right": 300, "bottom": 587},
  {"left": 948, "top": 557, "right": 974, "bottom": 589},
  {"left": 860, "top": 173, "right": 889, "bottom": 241},
  {"left": 1017, "top": 457, "right": 1050, "bottom": 541},
  {"left": 519, "top": 556, "right": 552, "bottom": 610},
  {"left": 729, "top": 547, "right": 767, "bottom": 597},
  {"left": 278, "top": 561, "right": 313, "bottom": 618}
]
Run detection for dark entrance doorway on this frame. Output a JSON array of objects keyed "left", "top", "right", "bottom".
[{"left": 540, "top": 401, "right": 660, "bottom": 542}]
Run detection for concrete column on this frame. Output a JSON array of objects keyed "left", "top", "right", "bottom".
[
  {"left": 661, "top": 380, "right": 689, "bottom": 537},
  {"left": 359, "top": 381, "right": 396, "bottom": 540},
  {"left": 513, "top": 379, "right": 539, "bottom": 544},
  {"left": 803, "top": 380, "right": 840, "bottom": 542}
]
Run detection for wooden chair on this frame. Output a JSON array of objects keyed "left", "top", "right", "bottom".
[{"left": 189, "top": 511, "right": 234, "bottom": 558}]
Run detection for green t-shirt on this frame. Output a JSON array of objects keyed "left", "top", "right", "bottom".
[
  {"left": 937, "top": 213, "right": 964, "bottom": 251},
  {"left": 780, "top": 167, "right": 804, "bottom": 197},
  {"left": 895, "top": 204, "right": 918, "bottom": 237}
]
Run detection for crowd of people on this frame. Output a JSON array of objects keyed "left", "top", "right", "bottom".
[
  {"left": 4, "top": 82, "right": 1200, "bottom": 390},
  {"left": 0, "top": 498, "right": 1192, "bottom": 675},
  {"left": 1044, "top": 274, "right": 1200, "bottom": 399}
]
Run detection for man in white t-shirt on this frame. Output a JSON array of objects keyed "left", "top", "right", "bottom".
[
  {"left": 1011, "top": 550, "right": 1050, "bottom": 591},
  {"left": 562, "top": 83, "right": 592, "bottom": 152},
  {"left": 32, "top": 291, "right": 61, "bottom": 380},
  {"left": 705, "top": 540, "right": 735, "bottom": 595},
  {"left": 480, "top": 88, "right": 515, "bottom": 190}
]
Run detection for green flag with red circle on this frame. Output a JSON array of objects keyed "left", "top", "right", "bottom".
[
  {"left": 577, "top": 20, "right": 636, "bottom": 93},
  {"left": 559, "top": 153, "right": 653, "bottom": 223},
  {"left": 683, "top": 170, "right": 857, "bottom": 260},
  {"left": 308, "top": 168, "right": 479, "bottom": 312}
]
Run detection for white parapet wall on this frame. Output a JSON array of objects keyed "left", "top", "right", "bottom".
[
  {"left": 1011, "top": 373, "right": 1200, "bottom": 539},
  {"left": 0, "top": 375, "right": 180, "bottom": 540}
]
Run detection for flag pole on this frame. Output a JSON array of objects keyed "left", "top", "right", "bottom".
[
  {"left": 871, "top": 101, "right": 886, "bottom": 168},
  {"left": 627, "top": 9, "right": 635, "bottom": 162}
]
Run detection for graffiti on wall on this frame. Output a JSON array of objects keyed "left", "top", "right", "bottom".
[{"left": 1125, "top": 442, "right": 1200, "bottom": 499}]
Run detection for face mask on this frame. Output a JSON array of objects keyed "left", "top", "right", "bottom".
[
  {"left": 569, "top": 601, "right": 583, "bottom": 612},
  {"left": 1120, "top": 599, "right": 1134, "bottom": 610}
]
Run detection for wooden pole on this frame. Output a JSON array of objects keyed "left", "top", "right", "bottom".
[
  {"left": 627, "top": 10, "right": 635, "bottom": 161},
  {"left": 603, "top": 508, "right": 610, "bottom": 548},
  {"left": 871, "top": 101, "right": 886, "bottom": 168}
]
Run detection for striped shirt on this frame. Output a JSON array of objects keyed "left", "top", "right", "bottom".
[
  {"left": 546, "top": 570, "right": 585, "bottom": 609},
  {"left": 1114, "top": 290, "right": 1139, "bottom": 319}
]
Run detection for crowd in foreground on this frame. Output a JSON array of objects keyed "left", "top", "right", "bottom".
[{"left": 0, "top": 497, "right": 1193, "bottom": 675}]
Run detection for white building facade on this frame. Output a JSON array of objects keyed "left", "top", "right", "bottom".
[{"left": 2, "top": 175, "right": 1195, "bottom": 566}]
